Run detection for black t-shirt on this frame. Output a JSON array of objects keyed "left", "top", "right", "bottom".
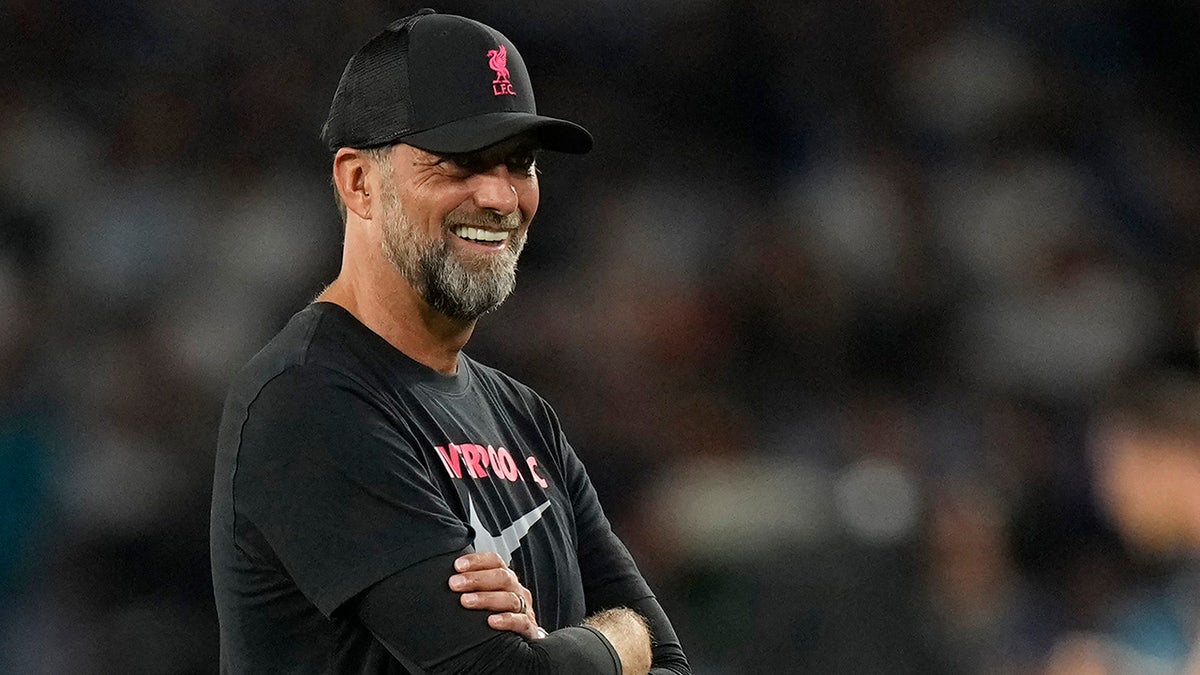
[{"left": 210, "top": 303, "right": 684, "bottom": 673}]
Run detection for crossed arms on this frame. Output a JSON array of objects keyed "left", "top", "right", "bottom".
[
  {"left": 356, "top": 549, "right": 675, "bottom": 674},
  {"left": 223, "top": 363, "right": 690, "bottom": 674}
]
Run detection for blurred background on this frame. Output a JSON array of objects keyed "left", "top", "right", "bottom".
[{"left": 4, "top": 0, "right": 1200, "bottom": 672}]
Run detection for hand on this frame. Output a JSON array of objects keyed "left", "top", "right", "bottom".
[{"left": 449, "top": 552, "right": 545, "bottom": 640}]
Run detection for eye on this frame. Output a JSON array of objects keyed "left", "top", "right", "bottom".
[
  {"left": 447, "top": 155, "right": 485, "bottom": 174},
  {"left": 507, "top": 152, "right": 538, "bottom": 175}
]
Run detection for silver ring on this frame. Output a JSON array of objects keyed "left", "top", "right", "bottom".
[{"left": 515, "top": 592, "right": 526, "bottom": 615}]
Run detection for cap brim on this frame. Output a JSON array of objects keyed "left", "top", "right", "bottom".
[{"left": 399, "top": 112, "right": 593, "bottom": 154}]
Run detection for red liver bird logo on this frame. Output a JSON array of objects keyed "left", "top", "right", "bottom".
[{"left": 487, "top": 45, "right": 516, "bottom": 96}]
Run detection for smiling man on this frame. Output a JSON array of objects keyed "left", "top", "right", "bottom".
[{"left": 209, "top": 9, "right": 690, "bottom": 675}]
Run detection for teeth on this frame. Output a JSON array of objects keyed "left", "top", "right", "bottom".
[{"left": 453, "top": 226, "right": 508, "bottom": 243}]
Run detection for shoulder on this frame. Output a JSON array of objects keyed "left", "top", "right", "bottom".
[
  {"left": 230, "top": 305, "right": 324, "bottom": 387},
  {"left": 224, "top": 303, "right": 387, "bottom": 410}
]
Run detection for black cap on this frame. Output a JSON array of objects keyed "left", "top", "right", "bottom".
[{"left": 321, "top": 9, "right": 592, "bottom": 154}]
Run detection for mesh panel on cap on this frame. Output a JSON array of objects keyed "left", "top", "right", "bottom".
[
  {"left": 322, "top": 17, "right": 417, "bottom": 149},
  {"left": 350, "top": 31, "right": 413, "bottom": 147}
]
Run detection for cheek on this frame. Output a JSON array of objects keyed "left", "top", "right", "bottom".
[
  {"left": 1102, "top": 454, "right": 1175, "bottom": 541},
  {"left": 518, "top": 182, "right": 540, "bottom": 221},
  {"left": 404, "top": 184, "right": 470, "bottom": 229},
  {"left": 1098, "top": 455, "right": 1143, "bottom": 517}
]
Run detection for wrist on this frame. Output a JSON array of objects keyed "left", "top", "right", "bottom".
[{"left": 583, "top": 608, "right": 652, "bottom": 675}]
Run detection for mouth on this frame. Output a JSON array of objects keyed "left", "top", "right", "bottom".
[{"left": 450, "top": 225, "right": 511, "bottom": 250}]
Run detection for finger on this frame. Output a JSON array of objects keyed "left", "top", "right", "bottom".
[
  {"left": 449, "top": 567, "right": 521, "bottom": 592},
  {"left": 459, "top": 591, "right": 527, "bottom": 614},
  {"left": 487, "top": 612, "right": 543, "bottom": 641},
  {"left": 454, "top": 552, "right": 504, "bottom": 572}
]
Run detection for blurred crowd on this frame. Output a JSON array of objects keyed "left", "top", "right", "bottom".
[{"left": 4, "top": 0, "right": 1200, "bottom": 672}]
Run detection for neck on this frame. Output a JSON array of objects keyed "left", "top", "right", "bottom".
[{"left": 318, "top": 268, "right": 475, "bottom": 375}]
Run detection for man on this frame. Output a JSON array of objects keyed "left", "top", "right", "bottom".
[
  {"left": 210, "top": 10, "right": 690, "bottom": 674},
  {"left": 1044, "top": 373, "right": 1200, "bottom": 675}
]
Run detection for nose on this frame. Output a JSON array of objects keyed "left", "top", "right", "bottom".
[{"left": 471, "top": 165, "right": 520, "bottom": 216}]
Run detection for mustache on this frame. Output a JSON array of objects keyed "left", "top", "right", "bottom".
[{"left": 442, "top": 207, "right": 524, "bottom": 231}]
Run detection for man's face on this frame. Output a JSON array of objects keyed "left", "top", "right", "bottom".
[
  {"left": 1093, "top": 425, "right": 1190, "bottom": 555},
  {"left": 374, "top": 138, "right": 540, "bottom": 321}
]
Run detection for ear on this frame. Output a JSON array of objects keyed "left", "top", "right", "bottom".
[{"left": 332, "top": 148, "right": 380, "bottom": 221}]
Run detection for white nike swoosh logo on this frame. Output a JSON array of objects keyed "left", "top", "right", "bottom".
[{"left": 469, "top": 496, "right": 551, "bottom": 565}]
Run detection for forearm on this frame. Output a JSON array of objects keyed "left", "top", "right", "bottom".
[
  {"left": 584, "top": 607, "right": 652, "bottom": 675},
  {"left": 586, "top": 593, "right": 690, "bottom": 674},
  {"left": 357, "top": 549, "right": 623, "bottom": 674},
  {"left": 630, "top": 597, "right": 690, "bottom": 675},
  {"left": 369, "top": 625, "right": 622, "bottom": 675}
]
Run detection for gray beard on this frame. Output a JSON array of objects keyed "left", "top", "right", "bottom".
[{"left": 380, "top": 192, "right": 526, "bottom": 322}]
